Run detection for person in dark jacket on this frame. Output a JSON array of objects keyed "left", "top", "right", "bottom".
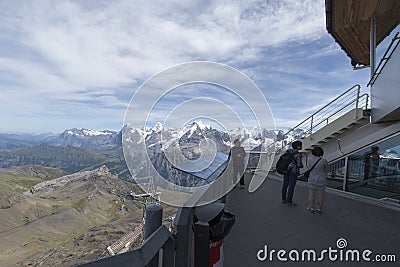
[
  {"left": 231, "top": 139, "right": 246, "bottom": 189},
  {"left": 281, "top": 140, "right": 303, "bottom": 206}
]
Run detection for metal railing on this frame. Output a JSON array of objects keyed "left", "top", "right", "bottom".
[
  {"left": 79, "top": 174, "right": 229, "bottom": 267},
  {"left": 272, "top": 84, "right": 369, "bottom": 153},
  {"left": 368, "top": 32, "right": 400, "bottom": 87},
  {"left": 80, "top": 224, "right": 175, "bottom": 267}
]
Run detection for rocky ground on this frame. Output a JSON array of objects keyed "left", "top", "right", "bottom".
[{"left": 0, "top": 165, "right": 177, "bottom": 267}]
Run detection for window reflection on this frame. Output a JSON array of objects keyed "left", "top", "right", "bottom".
[
  {"left": 327, "top": 134, "right": 400, "bottom": 200},
  {"left": 328, "top": 159, "right": 345, "bottom": 189}
]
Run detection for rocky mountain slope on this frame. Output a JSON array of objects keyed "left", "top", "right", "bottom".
[{"left": 0, "top": 165, "right": 146, "bottom": 267}]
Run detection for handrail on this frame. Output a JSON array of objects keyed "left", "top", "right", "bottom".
[
  {"left": 311, "top": 93, "right": 369, "bottom": 131},
  {"left": 289, "top": 84, "right": 359, "bottom": 133},
  {"left": 368, "top": 32, "right": 400, "bottom": 86},
  {"left": 270, "top": 84, "right": 368, "bottom": 153}
]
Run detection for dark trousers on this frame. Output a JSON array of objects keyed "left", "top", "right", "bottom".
[
  {"left": 233, "top": 168, "right": 245, "bottom": 186},
  {"left": 282, "top": 173, "right": 297, "bottom": 203}
]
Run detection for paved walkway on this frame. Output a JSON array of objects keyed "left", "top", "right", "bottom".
[{"left": 224, "top": 173, "right": 400, "bottom": 267}]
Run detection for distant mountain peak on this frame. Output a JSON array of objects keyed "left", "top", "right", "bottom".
[
  {"left": 64, "top": 128, "right": 114, "bottom": 137},
  {"left": 178, "top": 121, "right": 213, "bottom": 138},
  {"left": 151, "top": 122, "right": 163, "bottom": 133},
  {"left": 189, "top": 121, "right": 212, "bottom": 130}
]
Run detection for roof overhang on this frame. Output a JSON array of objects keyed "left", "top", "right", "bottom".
[{"left": 326, "top": 0, "right": 400, "bottom": 66}]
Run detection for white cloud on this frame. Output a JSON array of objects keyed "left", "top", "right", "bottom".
[{"left": 0, "top": 0, "right": 369, "bottom": 133}]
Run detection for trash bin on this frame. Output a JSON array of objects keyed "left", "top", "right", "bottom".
[{"left": 194, "top": 202, "right": 235, "bottom": 267}]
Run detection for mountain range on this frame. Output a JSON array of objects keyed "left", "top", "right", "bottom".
[
  {"left": 0, "top": 123, "right": 301, "bottom": 266},
  {"left": 0, "top": 122, "right": 302, "bottom": 183},
  {"left": 0, "top": 128, "right": 121, "bottom": 150},
  {"left": 0, "top": 122, "right": 301, "bottom": 266},
  {"left": 121, "top": 121, "right": 281, "bottom": 187}
]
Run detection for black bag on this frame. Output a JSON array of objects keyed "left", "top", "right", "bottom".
[
  {"left": 209, "top": 211, "right": 236, "bottom": 242},
  {"left": 302, "top": 158, "right": 322, "bottom": 179},
  {"left": 276, "top": 151, "right": 294, "bottom": 174},
  {"left": 303, "top": 170, "right": 311, "bottom": 179}
]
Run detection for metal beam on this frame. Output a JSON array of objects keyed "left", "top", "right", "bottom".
[{"left": 370, "top": 15, "right": 377, "bottom": 79}]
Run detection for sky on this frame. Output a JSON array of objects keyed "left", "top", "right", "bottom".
[{"left": 0, "top": 0, "right": 377, "bottom": 134}]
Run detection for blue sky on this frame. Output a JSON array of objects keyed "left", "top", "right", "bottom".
[{"left": 0, "top": 0, "right": 376, "bottom": 133}]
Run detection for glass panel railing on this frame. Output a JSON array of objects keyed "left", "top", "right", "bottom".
[
  {"left": 325, "top": 134, "right": 400, "bottom": 202},
  {"left": 327, "top": 158, "right": 346, "bottom": 190},
  {"left": 345, "top": 157, "right": 399, "bottom": 199}
]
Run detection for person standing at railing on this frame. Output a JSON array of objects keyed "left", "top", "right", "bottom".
[
  {"left": 363, "top": 146, "right": 381, "bottom": 180},
  {"left": 281, "top": 140, "right": 303, "bottom": 206},
  {"left": 306, "top": 146, "right": 329, "bottom": 214},
  {"left": 231, "top": 139, "right": 246, "bottom": 189},
  {"left": 370, "top": 146, "right": 381, "bottom": 178}
]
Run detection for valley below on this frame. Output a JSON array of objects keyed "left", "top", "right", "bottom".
[{"left": 0, "top": 165, "right": 176, "bottom": 266}]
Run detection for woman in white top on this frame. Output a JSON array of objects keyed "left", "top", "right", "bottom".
[{"left": 307, "top": 146, "right": 329, "bottom": 214}]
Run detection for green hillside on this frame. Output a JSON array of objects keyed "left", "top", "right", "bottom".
[
  {"left": 0, "top": 144, "right": 126, "bottom": 174},
  {"left": 0, "top": 165, "right": 68, "bottom": 208}
]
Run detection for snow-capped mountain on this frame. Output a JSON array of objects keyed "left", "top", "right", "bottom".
[
  {"left": 0, "top": 122, "right": 303, "bottom": 155},
  {"left": 0, "top": 121, "right": 304, "bottom": 187},
  {"left": 271, "top": 128, "right": 307, "bottom": 152},
  {"left": 177, "top": 121, "right": 230, "bottom": 157},
  {"left": 151, "top": 122, "right": 163, "bottom": 133},
  {"left": 123, "top": 121, "right": 308, "bottom": 158},
  {"left": 121, "top": 121, "right": 285, "bottom": 187},
  {"left": 44, "top": 128, "right": 121, "bottom": 150}
]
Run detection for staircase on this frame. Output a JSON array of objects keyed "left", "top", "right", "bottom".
[
  {"left": 301, "top": 108, "right": 370, "bottom": 152},
  {"left": 271, "top": 84, "right": 370, "bottom": 166}
]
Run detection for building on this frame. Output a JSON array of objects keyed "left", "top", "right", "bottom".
[{"left": 290, "top": 0, "right": 400, "bottom": 203}]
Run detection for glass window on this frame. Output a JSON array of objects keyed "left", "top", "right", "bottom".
[
  {"left": 327, "top": 158, "right": 346, "bottom": 190},
  {"left": 328, "top": 134, "right": 400, "bottom": 200}
]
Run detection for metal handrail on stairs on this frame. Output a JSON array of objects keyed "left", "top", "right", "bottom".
[
  {"left": 368, "top": 32, "right": 400, "bottom": 87},
  {"left": 272, "top": 84, "right": 369, "bottom": 153}
]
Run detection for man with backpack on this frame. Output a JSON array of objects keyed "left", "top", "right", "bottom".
[{"left": 278, "top": 140, "right": 303, "bottom": 206}]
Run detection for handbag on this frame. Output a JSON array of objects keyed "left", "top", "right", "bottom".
[{"left": 303, "top": 157, "right": 322, "bottom": 179}]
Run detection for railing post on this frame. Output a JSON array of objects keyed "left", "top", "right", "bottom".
[
  {"left": 174, "top": 207, "right": 194, "bottom": 267},
  {"left": 162, "top": 237, "right": 175, "bottom": 267},
  {"left": 343, "top": 156, "right": 349, "bottom": 191},
  {"left": 355, "top": 85, "right": 361, "bottom": 119},
  {"left": 145, "top": 203, "right": 163, "bottom": 267},
  {"left": 193, "top": 221, "right": 209, "bottom": 267}
]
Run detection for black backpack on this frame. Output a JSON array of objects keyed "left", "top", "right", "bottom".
[{"left": 276, "top": 151, "right": 294, "bottom": 174}]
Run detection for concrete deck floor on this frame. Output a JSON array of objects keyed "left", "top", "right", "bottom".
[{"left": 223, "top": 173, "right": 400, "bottom": 267}]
